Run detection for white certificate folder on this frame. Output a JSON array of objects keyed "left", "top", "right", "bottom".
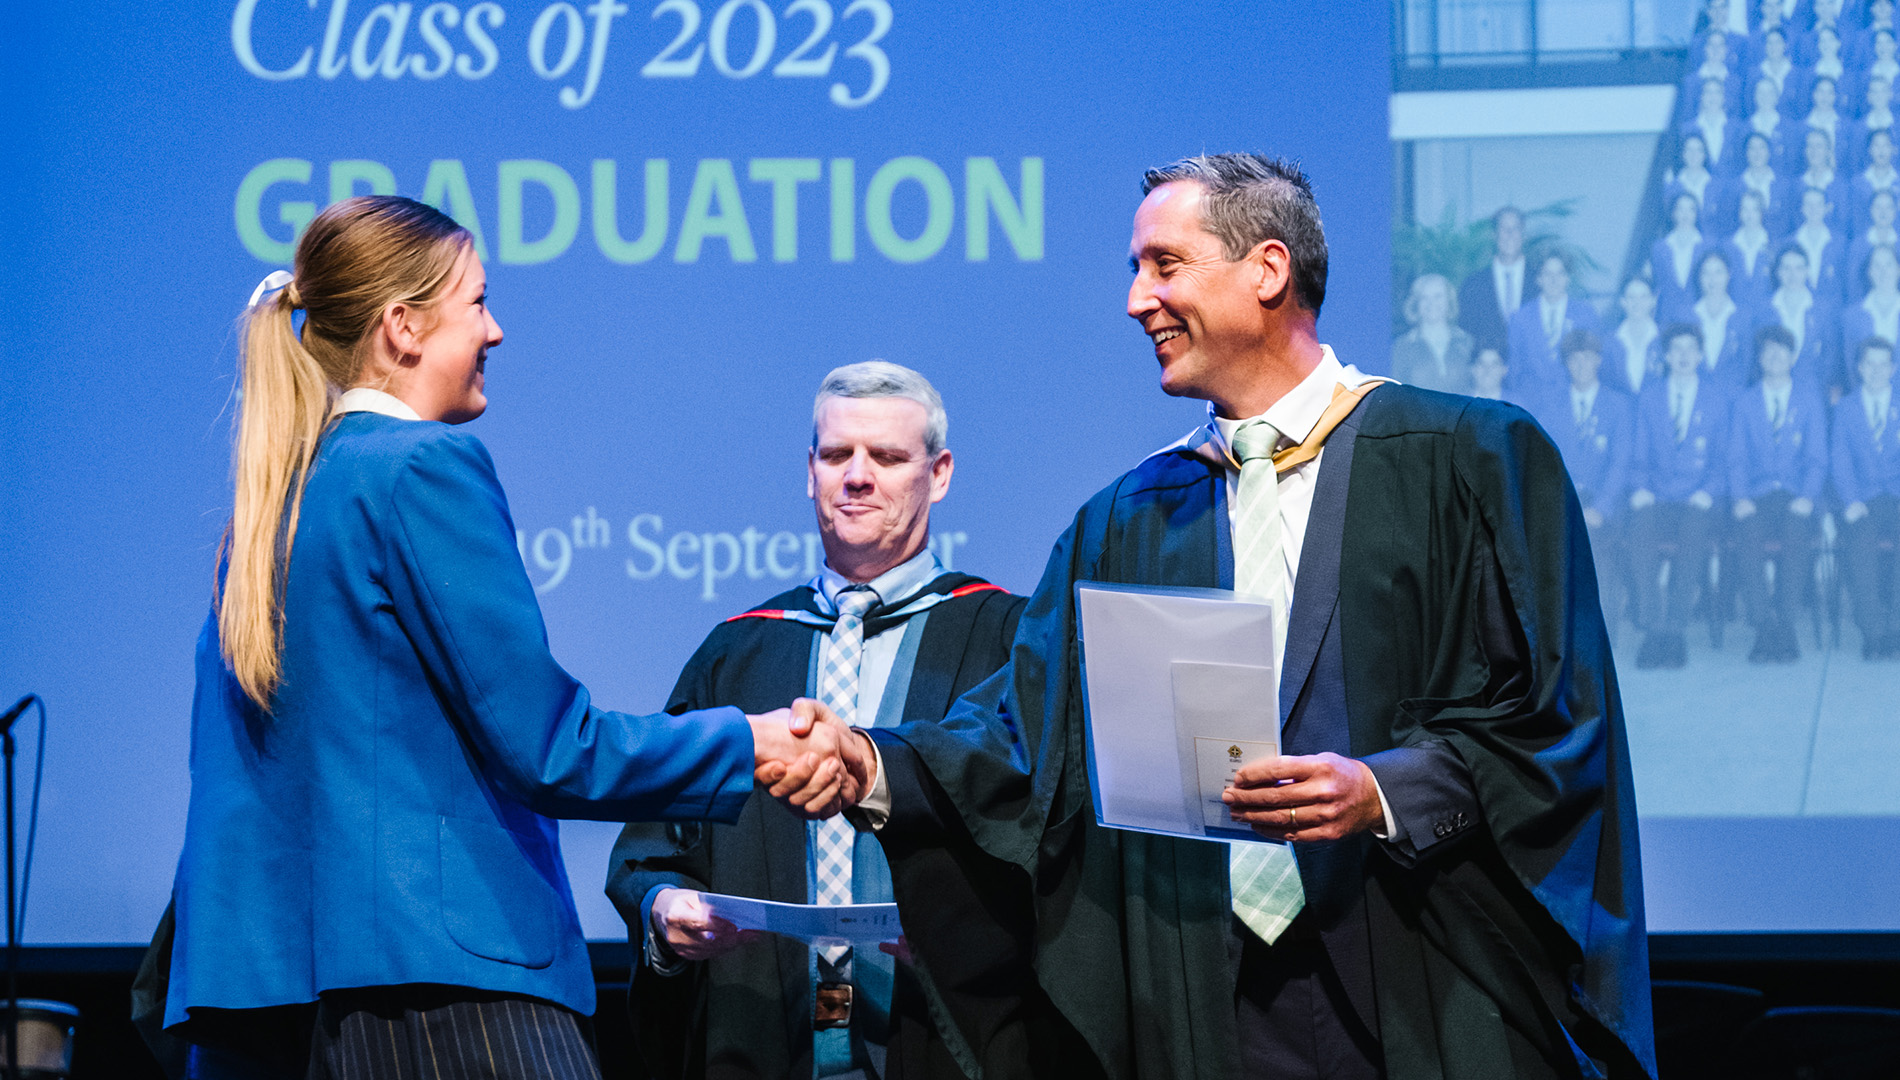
[{"left": 1075, "top": 582, "right": 1281, "bottom": 844}]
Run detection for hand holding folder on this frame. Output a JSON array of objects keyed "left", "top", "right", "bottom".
[{"left": 1075, "top": 583, "right": 1283, "bottom": 844}]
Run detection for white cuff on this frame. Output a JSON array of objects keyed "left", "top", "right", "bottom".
[
  {"left": 853, "top": 736, "right": 892, "bottom": 831},
  {"left": 1369, "top": 774, "right": 1405, "bottom": 843}
]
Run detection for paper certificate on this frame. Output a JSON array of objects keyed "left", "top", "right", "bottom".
[
  {"left": 1194, "top": 737, "right": 1282, "bottom": 830},
  {"left": 1076, "top": 583, "right": 1282, "bottom": 844},
  {"left": 698, "top": 893, "right": 902, "bottom": 945}
]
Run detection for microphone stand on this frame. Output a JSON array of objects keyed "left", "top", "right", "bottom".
[
  {"left": 5, "top": 718, "right": 15, "bottom": 1080},
  {"left": 0, "top": 694, "right": 37, "bottom": 1080}
]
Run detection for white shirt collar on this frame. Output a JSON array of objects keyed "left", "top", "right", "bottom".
[
  {"left": 817, "top": 546, "right": 944, "bottom": 612},
  {"left": 334, "top": 387, "right": 422, "bottom": 421},
  {"left": 1208, "top": 345, "right": 1366, "bottom": 467}
]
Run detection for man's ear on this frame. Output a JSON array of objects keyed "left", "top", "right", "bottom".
[
  {"left": 1253, "top": 239, "right": 1294, "bottom": 306},
  {"left": 807, "top": 449, "right": 818, "bottom": 500},
  {"left": 928, "top": 448, "right": 955, "bottom": 504}
]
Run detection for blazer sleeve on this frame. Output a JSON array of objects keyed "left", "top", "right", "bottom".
[
  {"left": 384, "top": 429, "right": 756, "bottom": 823},
  {"left": 605, "top": 634, "right": 727, "bottom": 959}
]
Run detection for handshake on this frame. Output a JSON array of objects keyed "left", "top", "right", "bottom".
[{"left": 745, "top": 699, "right": 877, "bottom": 819}]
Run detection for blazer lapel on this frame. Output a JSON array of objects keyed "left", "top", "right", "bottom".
[{"left": 1278, "top": 404, "right": 1366, "bottom": 728}]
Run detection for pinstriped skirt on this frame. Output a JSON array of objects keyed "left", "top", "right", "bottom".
[{"left": 184, "top": 987, "right": 601, "bottom": 1080}]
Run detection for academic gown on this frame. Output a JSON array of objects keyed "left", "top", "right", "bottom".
[
  {"left": 606, "top": 576, "right": 1043, "bottom": 1080},
  {"left": 871, "top": 385, "right": 1655, "bottom": 1080}
]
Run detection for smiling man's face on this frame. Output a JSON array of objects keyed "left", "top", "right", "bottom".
[
  {"left": 808, "top": 395, "right": 952, "bottom": 582},
  {"left": 1126, "top": 181, "right": 1277, "bottom": 415}
]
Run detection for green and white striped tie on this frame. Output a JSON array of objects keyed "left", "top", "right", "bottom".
[{"left": 1227, "top": 418, "right": 1305, "bottom": 944}]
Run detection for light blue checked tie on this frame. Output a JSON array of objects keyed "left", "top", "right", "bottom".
[
  {"left": 812, "top": 585, "right": 879, "bottom": 972},
  {"left": 1228, "top": 418, "right": 1305, "bottom": 945}
]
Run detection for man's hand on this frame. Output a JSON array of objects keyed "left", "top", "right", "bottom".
[
  {"left": 748, "top": 699, "right": 877, "bottom": 819},
  {"left": 1222, "top": 752, "right": 1384, "bottom": 843},
  {"left": 650, "top": 887, "right": 761, "bottom": 962},
  {"left": 878, "top": 935, "right": 914, "bottom": 965}
]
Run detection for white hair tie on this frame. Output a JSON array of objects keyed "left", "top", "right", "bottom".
[{"left": 247, "top": 270, "right": 295, "bottom": 308}]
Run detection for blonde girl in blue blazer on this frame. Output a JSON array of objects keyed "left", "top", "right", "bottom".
[{"left": 162, "top": 196, "right": 869, "bottom": 1079}]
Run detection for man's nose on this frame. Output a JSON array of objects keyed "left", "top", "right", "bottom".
[{"left": 1128, "top": 273, "right": 1159, "bottom": 320}]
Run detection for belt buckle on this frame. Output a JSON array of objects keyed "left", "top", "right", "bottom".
[{"left": 813, "top": 981, "right": 853, "bottom": 1029}]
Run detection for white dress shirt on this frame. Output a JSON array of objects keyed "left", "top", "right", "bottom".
[
  {"left": 1618, "top": 320, "right": 1658, "bottom": 393},
  {"left": 1865, "top": 292, "right": 1900, "bottom": 348},
  {"left": 1572, "top": 384, "right": 1600, "bottom": 427},
  {"left": 816, "top": 548, "right": 944, "bottom": 728},
  {"left": 1697, "top": 297, "right": 1735, "bottom": 370},
  {"left": 1542, "top": 294, "right": 1574, "bottom": 349},
  {"left": 1206, "top": 346, "right": 1401, "bottom": 840},
  {"left": 1741, "top": 166, "right": 1776, "bottom": 209},
  {"left": 1671, "top": 378, "right": 1701, "bottom": 441},
  {"left": 1492, "top": 258, "right": 1524, "bottom": 318},
  {"left": 1732, "top": 226, "right": 1768, "bottom": 276},
  {"left": 1866, "top": 385, "right": 1894, "bottom": 434},
  {"left": 1667, "top": 230, "right": 1701, "bottom": 288},
  {"left": 1698, "top": 113, "right": 1728, "bottom": 166},
  {"left": 1774, "top": 289, "right": 1814, "bottom": 353},
  {"left": 1677, "top": 167, "right": 1712, "bottom": 207},
  {"left": 1761, "top": 56, "right": 1791, "bottom": 93},
  {"left": 1796, "top": 223, "right": 1833, "bottom": 289},
  {"left": 1762, "top": 380, "right": 1792, "bottom": 429}
]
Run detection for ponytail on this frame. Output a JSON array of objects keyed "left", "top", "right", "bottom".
[
  {"left": 220, "top": 282, "right": 333, "bottom": 708},
  {"left": 218, "top": 196, "right": 470, "bottom": 708}
]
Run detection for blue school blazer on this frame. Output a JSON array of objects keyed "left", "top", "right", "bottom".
[{"left": 165, "top": 413, "right": 756, "bottom": 1027}]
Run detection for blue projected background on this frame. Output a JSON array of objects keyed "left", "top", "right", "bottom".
[
  {"left": 4, "top": 2, "right": 1883, "bottom": 948},
  {"left": 1, "top": 1, "right": 1392, "bottom": 944}
]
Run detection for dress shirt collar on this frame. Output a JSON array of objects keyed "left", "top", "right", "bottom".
[
  {"left": 816, "top": 545, "right": 943, "bottom": 614},
  {"left": 334, "top": 386, "right": 422, "bottom": 421},
  {"left": 1207, "top": 345, "right": 1358, "bottom": 469}
]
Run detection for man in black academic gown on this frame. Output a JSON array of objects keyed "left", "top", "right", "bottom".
[
  {"left": 851, "top": 155, "right": 1655, "bottom": 1080},
  {"left": 607, "top": 362, "right": 1049, "bottom": 1080}
]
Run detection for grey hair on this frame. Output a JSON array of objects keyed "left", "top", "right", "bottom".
[
  {"left": 812, "top": 360, "right": 948, "bottom": 455},
  {"left": 1140, "top": 152, "right": 1328, "bottom": 313}
]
